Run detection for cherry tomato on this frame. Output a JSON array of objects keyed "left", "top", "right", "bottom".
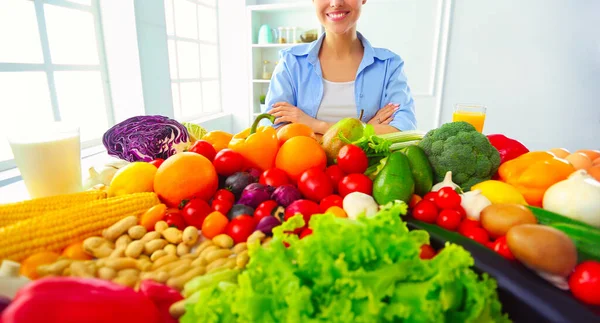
[
  {"left": 337, "top": 144, "right": 368, "bottom": 174},
  {"left": 412, "top": 200, "right": 438, "bottom": 223},
  {"left": 568, "top": 261, "right": 600, "bottom": 305},
  {"left": 254, "top": 200, "right": 279, "bottom": 224},
  {"left": 464, "top": 227, "right": 490, "bottom": 245},
  {"left": 436, "top": 209, "right": 462, "bottom": 231},
  {"left": 338, "top": 173, "right": 372, "bottom": 198},
  {"left": 454, "top": 205, "right": 467, "bottom": 219},
  {"left": 419, "top": 244, "right": 436, "bottom": 260},
  {"left": 284, "top": 199, "right": 320, "bottom": 233},
  {"left": 189, "top": 140, "right": 217, "bottom": 161},
  {"left": 299, "top": 228, "right": 313, "bottom": 239},
  {"left": 435, "top": 187, "right": 461, "bottom": 210},
  {"left": 213, "top": 189, "right": 235, "bottom": 204},
  {"left": 259, "top": 168, "right": 290, "bottom": 187},
  {"left": 298, "top": 168, "right": 333, "bottom": 202},
  {"left": 149, "top": 158, "right": 164, "bottom": 168},
  {"left": 492, "top": 236, "right": 515, "bottom": 260},
  {"left": 181, "top": 198, "right": 212, "bottom": 229},
  {"left": 211, "top": 198, "right": 233, "bottom": 214},
  {"left": 325, "top": 165, "right": 345, "bottom": 192},
  {"left": 409, "top": 194, "right": 422, "bottom": 209},
  {"left": 164, "top": 209, "right": 186, "bottom": 230},
  {"left": 213, "top": 149, "right": 244, "bottom": 176},
  {"left": 225, "top": 215, "right": 256, "bottom": 244},
  {"left": 319, "top": 194, "right": 343, "bottom": 213},
  {"left": 202, "top": 211, "right": 229, "bottom": 239},
  {"left": 423, "top": 191, "right": 438, "bottom": 204},
  {"left": 458, "top": 219, "right": 481, "bottom": 236}
]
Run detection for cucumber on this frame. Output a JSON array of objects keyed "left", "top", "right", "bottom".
[
  {"left": 549, "top": 222, "right": 600, "bottom": 262},
  {"left": 403, "top": 146, "right": 434, "bottom": 196},
  {"left": 527, "top": 206, "right": 597, "bottom": 229}
]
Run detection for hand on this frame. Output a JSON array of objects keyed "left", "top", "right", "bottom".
[
  {"left": 367, "top": 103, "right": 399, "bottom": 125},
  {"left": 268, "top": 102, "right": 319, "bottom": 129}
]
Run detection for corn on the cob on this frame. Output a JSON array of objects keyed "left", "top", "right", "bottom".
[
  {"left": 0, "top": 192, "right": 160, "bottom": 262},
  {"left": 0, "top": 190, "right": 107, "bottom": 228}
]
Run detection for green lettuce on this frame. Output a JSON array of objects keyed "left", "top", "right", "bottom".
[{"left": 181, "top": 202, "right": 510, "bottom": 323}]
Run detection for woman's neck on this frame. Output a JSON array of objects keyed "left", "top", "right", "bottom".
[{"left": 321, "top": 30, "right": 363, "bottom": 59}]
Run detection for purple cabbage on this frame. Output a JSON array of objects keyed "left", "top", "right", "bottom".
[
  {"left": 271, "top": 184, "right": 302, "bottom": 207},
  {"left": 236, "top": 183, "right": 274, "bottom": 209},
  {"left": 256, "top": 216, "right": 281, "bottom": 236},
  {"left": 102, "top": 115, "right": 190, "bottom": 162}
]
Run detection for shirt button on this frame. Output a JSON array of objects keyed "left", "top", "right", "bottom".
[{"left": 360, "top": 94, "right": 364, "bottom": 98}]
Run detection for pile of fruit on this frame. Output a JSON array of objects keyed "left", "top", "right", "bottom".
[{"left": 1, "top": 113, "right": 599, "bottom": 322}]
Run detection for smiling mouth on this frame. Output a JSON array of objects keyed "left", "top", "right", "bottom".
[{"left": 326, "top": 11, "right": 349, "bottom": 21}]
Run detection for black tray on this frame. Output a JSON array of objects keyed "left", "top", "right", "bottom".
[{"left": 406, "top": 219, "right": 600, "bottom": 323}]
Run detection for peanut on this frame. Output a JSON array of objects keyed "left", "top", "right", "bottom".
[
  {"left": 154, "top": 258, "right": 191, "bottom": 273},
  {"left": 208, "top": 258, "right": 236, "bottom": 274},
  {"left": 70, "top": 261, "right": 94, "bottom": 278},
  {"left": 198, "top": 245, "right": 220, "bottom": 260},
  {"left": 236, "top": 250, "right": 249, "bottom": 269},
  {"left": 144, "top": 239, "right": 168, "bottom": 255},
  {"left": 140, "top": 231, "right": 161, "bottom": 243},
  {"left": 176, "top": 242, "right": 190, "bottom": 256},
  {"left": 182, "top": 226, "right": 199, "bottom": 246},
  {"left": 128, "top": 225, "right": 147, "bottom": 240},
  {"left": 141, "top": 270, "right": 170, "bottom": 284},
  {"left": 37, "top": 259, "right": 73, "bottom": 277},
  {"left": 166, "top": 266, "right": 206, "bottom": 291},
  {"left": 109, "top": 246, "right": 126, "bottom": 258},
  {"left": 118, "top": 268, "right": 140, "bottom": 277},
  {"left": 206, "top": 258, "right": 228, "bottom": 272},
  {"left": 97, "top": 267, "right": 117, "bottom": 280},
  {"left": 162, "top": 227, "right": 183, "bottom": 244},
  {"left": 125, "top": 240, "right": 145, "bottom": 258},
  {"left": 164, "top": 244, "right": 177, "bottom": 256},
  {"left": 137, "top": 258, "right": 153, "bottom": 272},
  {"left": 191, "top": 256, "right": 206, "bottom": 267},
  {"left": 150, "top": 250, "right": 167, "bottom": 262},
  {"left": 104, "top": 258, "right": 138, "bottom": 270},
  {"left": 151, "top": 254, "right": 178, "bottom": 270},
  {"left": 213, "top": 234, "right": 234, "bottom": 249},
  {"left": 154, "top": 221, "right": 169, "bottom": 233},
  {"left": 180, "top": 253, "right": 197, "bottom": 260},
  {"left": 192, "top": 240, "right": 214, "bottom": 256},
  {"left": 247, "top": 231, "right": 266, "bottom": 244},
  {"left": 169, "top": 299, "right": 187, "bottom": 319},
  {"left": 169, "top": 263, "right": 191, "bottom": 277},
  {"left": 115, "top": 234, "right": 132, "bottom": 249},
  {"left": 205, "top": 249, "right": 232, "bottom": 264},
  {"left": 262, "top": 237, "right": 273, "bottom": 246},
  {"left": 112, "top": 275, "right": 138, "bottom": 288},
  {"left": 83, "top": 237, "right": 114, "bottom": 258},
  {"left": 103, "top": 215, "right": 138, "bottom": 241},
  {"left": 232, "top": 242, "right": 247, "bottom": 254}
]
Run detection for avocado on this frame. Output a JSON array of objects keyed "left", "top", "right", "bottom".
[
  {"left": 321, "top": 118, "right": 365, "bottom": 165},
  {"left": 372, "top": 151, "right": 415, "bottom": 205},
  {"left": 403, "top": 145, "right": 434, "bottom": 196}
]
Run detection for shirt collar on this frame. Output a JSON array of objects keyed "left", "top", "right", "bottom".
[{"left": 289, "top": 31, "right": 385, "bottom": 64}]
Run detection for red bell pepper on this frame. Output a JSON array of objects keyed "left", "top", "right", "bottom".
[
  {"left": 487, "top": 134, "right": 530, "bottom": 165},
  {"left": 1, "top": 277, "right": 161, "bottom": 323},
  {"left": 138, "top": 280, "right": 183, "bottom": 323}
]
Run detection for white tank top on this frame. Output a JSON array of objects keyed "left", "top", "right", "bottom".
[{"left": 316, "top": 79, "right": 357, "bottom": 124}]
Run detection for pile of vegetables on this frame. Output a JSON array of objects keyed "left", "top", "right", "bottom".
[{"left": 180, "top": 202, "right": 510, "bottom": 322}]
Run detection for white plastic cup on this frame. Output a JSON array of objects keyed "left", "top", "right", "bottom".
[{"left": 7, "top": 122, "right": 82, "bottom": 198}]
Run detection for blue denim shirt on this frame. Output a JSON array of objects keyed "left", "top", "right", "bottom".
[{"left": 263, "top": 32, "right": 417, "bottom": 131}]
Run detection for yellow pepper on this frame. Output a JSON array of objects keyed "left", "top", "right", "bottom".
[
  {"left": 228, "top": 114, "right": 278, "bottom": 171},
  {"left": 201, "top": 130, "right": 233, "bottom": 152},
  {"left": 498, "top": 151, "right": 575, "bottom": 207}
]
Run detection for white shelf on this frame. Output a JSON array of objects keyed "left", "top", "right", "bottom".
[
  {"left": 247, "top": 2, "right": 312, "bottom": 12},
  {"left": 253, "top": 79, "right": 270, "bottom": 83}
]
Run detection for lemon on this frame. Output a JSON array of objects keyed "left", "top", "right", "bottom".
[
  {"left": 108, "top": 162, "right": 157, "bottom": 197},
  {"left": 183, "top": 122, "right": 207, "bottom": 143},
  {"left": 471, "top": 180, "right": 528, "bottom": 205}
]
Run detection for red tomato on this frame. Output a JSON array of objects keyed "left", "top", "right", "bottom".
[
  {"left": 419, "top": 244, "right": 436, "bottom": 260},
  {"left": 454, "top": 205, "right": 467, "bottom": 219},
  {"left": 337, "top": 144, "right": 368, "bottom": 174},
  {"left": 298, "top": 168, "right": 333, "bottom": 202},
  {"left": 436, "top": 209, "right": 462, "bottom": 231},
  {"left": 284, "top": 199, "right": 320, "bottom": 230},
  {"left": 319, "top": 195, "right": 343, "bottom": 213},
  {"left": 164, "top": 209, "right": 186, "bottom": 230},
  {"left": 225, "top": 215, "right": 256, "bottom": 244},
  {"left": 201, "top": 211, "right": 229, "bottom": 239},
  {"left": 213, "top": 189, "right": 235, "bottom": 204},
  {"left": 213, "top": 149, "right": 244, "bottom": 176},
  {"left": 412, "top": 200, "right": 438, "bottom": 223},
  {"left": 259, "top": 168, "right": 290, "bottom": 187},
  {"left": 464, "top": 227, "right": 490, "bottom": 245},
  {"left": 149, "top": 158, "right": 164, "bottom": 168},
  {"left": 299, "top": 228, "right": 313, "bottom": 239},
  {"left": 569, "top": 261, "right": 600, "bottom": 305},
  {"left": 338, "top": 174, "right": 372, "bottom": 197},
  {"left": 325, "top": 165, "right": 346, "bottom": 192},
  {"left": 435, "top": 187, "right": 461, "bottom": 210},
  {"left": 211, "top": 199, "right": 232, "bottom": 214},
  {"left": 189, "top": 140, "right": 217, "bottom": 161},
  {"left": 492, "top": 236, "right": 515, "bottom": 260},
  {"left": 423, "top": 191, "right": 438, "bottom": 204},
  {"left": 181, "top": 198, "right": 212, "bottom": 229},
  {"left": 254, "top": 200, "right": 279, "bottom": 224},
  {"left": 458, "top": 219, "right": 481, "bottom": 236}
]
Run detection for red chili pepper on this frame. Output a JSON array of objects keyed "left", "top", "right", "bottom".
[{"left": 487, "top": 134, "right": 530, "bottom": 165}]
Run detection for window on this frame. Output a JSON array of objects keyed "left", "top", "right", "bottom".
[
  {"left": 0, "top": 0, "right": 112, "bottom": 171},
  {"left": 164, "top": 0, "right": 222, "bottom": 120}
]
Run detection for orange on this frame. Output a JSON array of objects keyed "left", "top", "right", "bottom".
[
  {"left": 275, "top": 136, "right": 327, "bottom": 182},
  {"left": 202, "top": 130, "right": 233, "bottom": 152},
  {"left": 326, "top": 206, "right": 347, "bottom": 218},
  {"left": 62, "top": 241, "right": 93, "bottom": 261},
  {"left": 587, "top": 166, "right": 600, "bottom": 182},
  {"left": 548, "top": 148, "right": 570, "bottom": 159},
  {"left": 575, "top": 149, "right": 600, "bottom": 162},
  {"left": 565, "top": 152, "right": 592, "bottom": 170},
  {"left": 20, "top": 251, "right": 60, "bottom": 279},
  {"left": 140, "top": 203, "right": 167, "bottom": 231},
  {"left": 276, "top": 123, "right": 316, "bottom": 146},
  {"left": 154, "top": 152, "right": 218, "bottom": 207}
]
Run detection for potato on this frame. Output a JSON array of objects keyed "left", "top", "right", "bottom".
[
  {"left": 480, "top": 204, "right": 537, "bottom": 238},
  {"left": 506, "top": 224, "right": 577, "bottom": 276}
]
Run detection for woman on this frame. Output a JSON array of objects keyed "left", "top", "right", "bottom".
[{"left": 264, "top": 0, "right": 417, "bottom": 135}]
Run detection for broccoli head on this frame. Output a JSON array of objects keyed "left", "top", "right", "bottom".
[{"left": 418, "top": 121, "right": 501, "bottom": 191}]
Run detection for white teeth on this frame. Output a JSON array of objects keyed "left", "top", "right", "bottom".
[{"left": 328, "top": 12, "right": 347, "bottom": 19}]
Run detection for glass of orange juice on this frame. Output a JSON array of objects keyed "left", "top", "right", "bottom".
[{"left": 452, "top": 104, "right": 487, "bottom": 133}]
